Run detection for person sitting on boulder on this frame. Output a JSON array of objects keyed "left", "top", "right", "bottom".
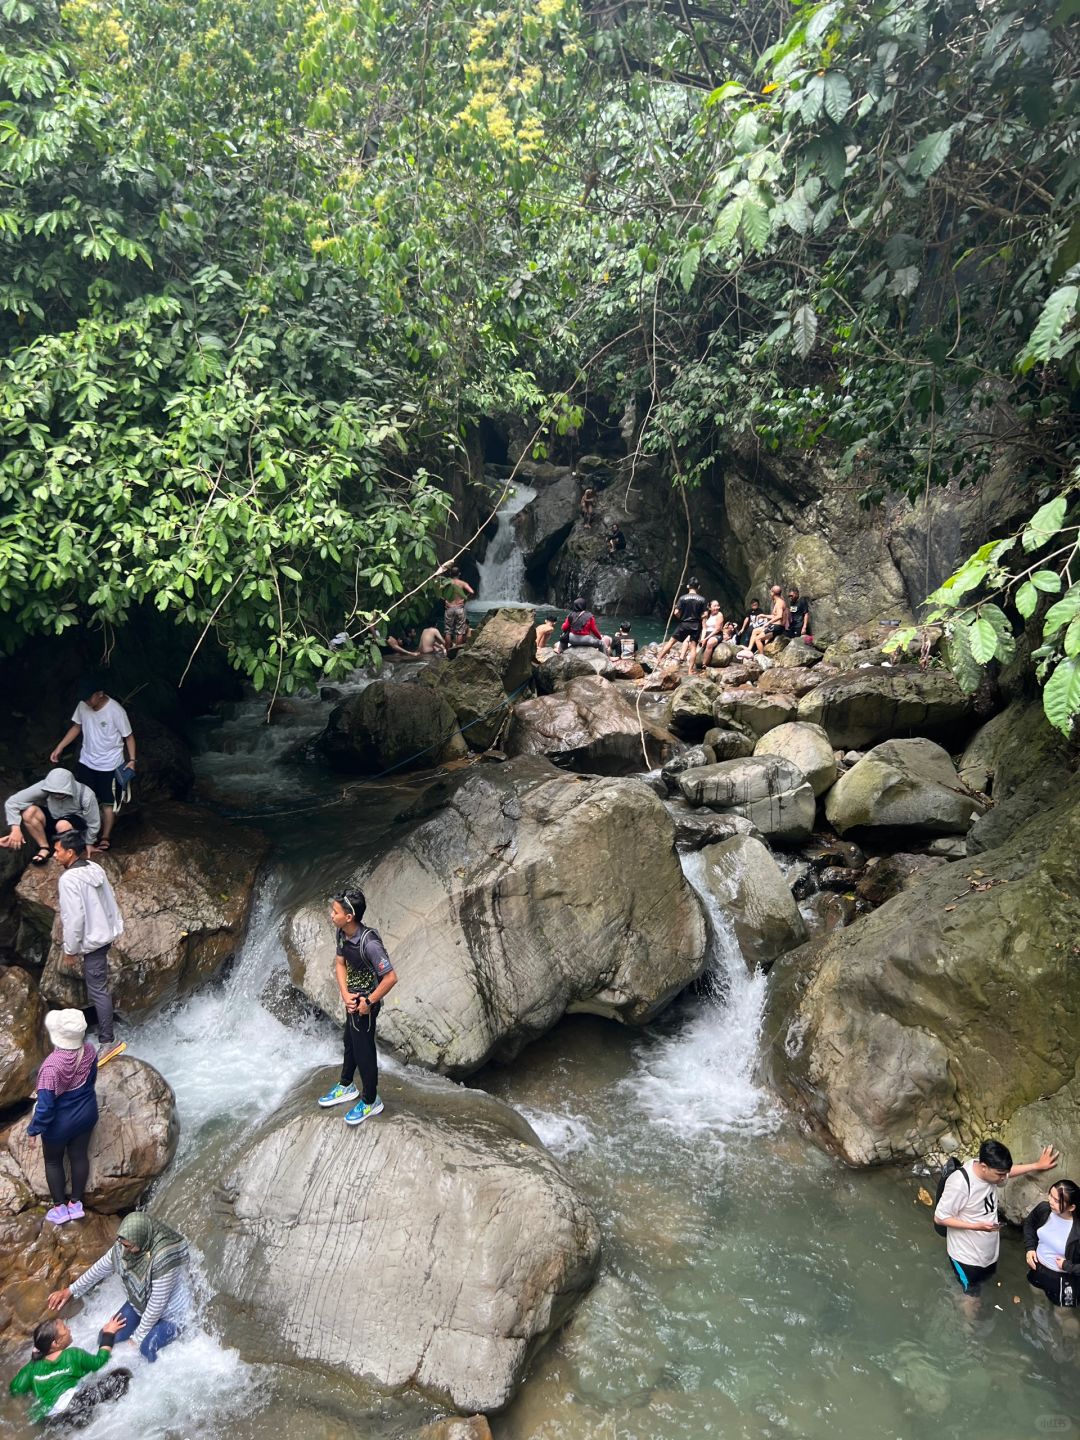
[
  {"left": 49, "top": 1213, "right": 191, "bottom": 1362},
  {"left": 1024, "top": 1177, "right": 1080, "bottom": 1309},
  {"left": 0, "top": 769, "right": 100, "bottom": 867},
  {"left": 557, "top": 599, "right": 610, "bottom": 654},
  {"left": 611, "top": 623, "right": 637, "bottom": 659},
  {"left": 10, "top": 1316, "right": 129, "bottom": 1426},
  {"left": 28, "top": 1010, "right": 99, "bottom": 1227},
  {"left": 606, "top": 523, "right": 625, "bottom": 557},
  {"left": 697, "top": 600, "right": 726, "bottom": 671},
  {"left": 579, "top": 487, "right": 596, "bottom": 529},
  {"left": 749, "top": 586, "right": 790, "bottom": 654},
  {"left": 656, "top": 579, "right": 707, "bottom": 671},
  {"left": 786, "top": 587, "right": 813, "bottom": 642},
  {"left": 535, "top": 618, "right": 555, "bottom": 654},
  {"left": 319, "top": 889, "right": 398, "bottom": 1126},
  {"left": 417, "top": 626, "right": 447, "bottom": 656},
  {"left": 735, "top": 598, "right": 765, "bottom": 649}
]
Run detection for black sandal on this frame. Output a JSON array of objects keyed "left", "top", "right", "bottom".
[{"left": 30, "top": 847, "right": 50, "bottom": 865}]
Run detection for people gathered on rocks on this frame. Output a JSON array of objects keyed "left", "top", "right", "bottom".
[
  {"left": 1, "top": 768, "right": 100, "bottom": 865},
  {"left": 611, "top": 622, "right": 637, "bottom": 659},
  {"left": 49, "top": 1213, "right": 191, "bottom": 1362},
  {"left": 786, "top": 586, "right": 813, "bottom": 641},
  {"left": 55, "top": 830, "right": 124, "bottom": 1051},
  {"left": 656, "top": 579, "right": 707, "bottom": 671},
  {"left": 28, "top": 1010, "right": 99, "bottom": 1227},
  {"left": 749, "top": 585, "right": 790, "bottom": 655},
  {"left": 49, "top": 679, "right": 136, "bottom": 852},
  {"left": 319, "top": 889, "right": 398, "bottom": 1126}
]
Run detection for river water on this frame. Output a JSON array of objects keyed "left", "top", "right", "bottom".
[{"left": 4, "top": 694, "right": 1080, "bottom": 1439}]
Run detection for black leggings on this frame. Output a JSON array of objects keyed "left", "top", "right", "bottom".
[
  {"left": 340, "top": 1002, "right": 381, "bottom": 1104},
  {"left": 42, "top": 1130, "right": 92, "bottom": 1206},
  {"left": 1028, "top": 1262, "right": 1078, "bottom": 1307},
  {"left": 44, "top": 1368, "right": 131, "bottom": 1430}
]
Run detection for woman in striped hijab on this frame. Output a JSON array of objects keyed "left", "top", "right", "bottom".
[{"left": 47, "top": 1212, "right": 191, "bottom": 1362}]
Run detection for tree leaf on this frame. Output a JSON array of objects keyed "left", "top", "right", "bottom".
[
  {"left": 740, "top": 199, "right": 771, "bottom": 252},
  {"left": 978, "top": 604, "right": 1016, "bottom": 663},
  {"left": 1065, "top": 617, "right": 1080, "bottom": 657},
  {"left": 1021, "top": 495, "right": 1068, "bottom": 551},
  {"left": 1020, "top": 284, "right": 1079, "bottom": 365},
  {"left": 1042, "top": 585, "right": 1080, "bottom": 639},
  {"left": 679, "top": 243, "right": 701, "bottom": 292},
  {"left": 969, "top": 616, "right": 998, "bottom": 664},
  {"left": 1043, "top": 656, "right": 1080, "bottom": 735},
  {"left": 946, "top": 618, "right": 983, "bottom": 693},
  {"left": 791, "top": 303, "right": 818, "bottom": 359},
  {"left": 1015, "top": 581, "right": 1038, "bottom": 618},
  {"left": 907, "top": 128, "right": 953, "bottom": 179},
  {"left": 800, "top": 74, "right": 825, "bottom": 122},
  {"left": 1030, "top": 569, "right": 1063, "bottom": 593},
  {"left": 822, "top": 71, "right": 851, "bottom": 123}
]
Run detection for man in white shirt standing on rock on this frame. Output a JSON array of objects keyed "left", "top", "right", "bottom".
[
  {"left": 50, "top": 679, "right": 136, "bottom": 853},
  {"left": 54, "top": 830, "right": 124, "bottom": 1050},
  {"left": 935, "top": 1138, "right": 1059, "bottom": 1307}
]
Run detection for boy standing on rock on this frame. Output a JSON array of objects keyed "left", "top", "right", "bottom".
[
  {"left": 54, "top": 831, "right": 124, "bottom": 1049},
  {"left": 318, "top": 889, "right": 397, "bottom": 1126}
]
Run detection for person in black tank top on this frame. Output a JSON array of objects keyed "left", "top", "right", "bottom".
[{"left": 317, "top": 888, "right": 398, "bottom": 1125}]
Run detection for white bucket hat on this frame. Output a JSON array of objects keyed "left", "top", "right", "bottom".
[{"left": 44, "top": 1009, "right": 87, "bottom": 1051}]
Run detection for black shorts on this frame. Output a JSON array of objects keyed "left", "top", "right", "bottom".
[
  {"left": 76, "top": 761, "right": 117, "bottom": 806},
  {"left": 1027, "top": 1262, "right": 1077, "bottom": 1307},
  {"left": 949, "top": 1257, "right": 997, "bottom": 1294},
  {"left": 766, "top": 622, "right": 787, "bottom": 638},
  {"left": 674, "top": 621, "right": 699, "bottom": 642}
]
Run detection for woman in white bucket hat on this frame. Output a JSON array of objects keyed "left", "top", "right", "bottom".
[{"left": 27, "top": 1010, "right": 99, "bottom": 1225}]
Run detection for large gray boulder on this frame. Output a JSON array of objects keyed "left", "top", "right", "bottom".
[
  {"left": 320, "top": 678, "right": 460, "bottom": 774},
  {"left": 2, "top": 1055, "right": 177, "bottom": 1213},
  {"left": 669, "top": 680, "right": 721, "bottom": 741},
  {"left": 505, "top": 676, "right": 677, "bottom": 774},
  {"left": 430, "top": 608, "right": 537, "bottom": 750},
  {"left": 824, "top": 738, "right": 981, "bottom": 836},
  {"left": 754, "top": 722, "right": 837, "bottom": 798},
  {"left": 535, "top": 650, "right": 610, "bottom": 694},
  {"left": 201, "top": 1069, "right": 601, "bottom": 1413},
  {"left": 677, "top": 755, "right": 816, "bottom": 842},
  {"left": 0, "top": 968, "right": 44, "bottom": 1109},
  {"left": 962, "top": 699, "right": 1077, "bottom": 853},
  {"left": 713, "top": 689, "right": 798, "bottom": 738},
  {"left": 700, "top": 835, "right": 807, "bottom": 968},
  {"left": 285, "top": 759, "right": 706, "bottom": 1076},
  {"left": 19, "top": 805, "right": 267, "bottom": 1015},
  {"left": 767, "top": 788, "right": 1080, "bottom": 1166},
  {"left": 797, "top": 666, "right": 973, "bottom": 748}
]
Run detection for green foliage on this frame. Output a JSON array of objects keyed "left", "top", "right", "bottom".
[{"left": 917, "top": 477, "right": 1080, "bottom": 735}]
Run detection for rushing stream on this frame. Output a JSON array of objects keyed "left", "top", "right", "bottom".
[{"left": 4, "top": 693, "right": 1079, "bottom": 1438}]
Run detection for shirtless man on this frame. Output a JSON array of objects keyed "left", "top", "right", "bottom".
[
  {"left": 749, "top": 585, "right": 790, "bottom": 655},
  {"left": 418, "top": 627, "right": 447, "bottom": 656},
  {"left": 438, "top": 565, "right": 475, "bottom": 654}
]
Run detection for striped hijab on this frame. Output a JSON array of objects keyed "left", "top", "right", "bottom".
[{"left": 115, "top": 1213, "right": 188, "bottom": 1312}]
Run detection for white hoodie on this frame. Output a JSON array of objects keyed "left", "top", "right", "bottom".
[{"left": 58, "top": 860, "right": 124, "bottom": 955}]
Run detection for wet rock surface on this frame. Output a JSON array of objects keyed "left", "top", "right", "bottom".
[
  {"left": 0, "top": 967, "right": 44, "bottom": 1110},
  {"left": 320, "top": 678, "right": 460, "bottom": 774},
  {"left": 797, "top": 666, "right": 974, "bottom": 749},
  {"left": 19, "top": 805, "right": 267, "bottom": 1015},
  {"left": 825, "top": 738, "right": 981, "bottom": 836},
  {"left": 200, "top": 1068, "right": 601, "bottom": 1413},
  {"left": 700, "top": 835, "right": 807, "bottom": 969},
  {"left": 286, "top": 758, "right": 706, "bottom": 1076},
  {"left": 677, "top": 755, "right": 816, "bottom": 842},
  {"left": 506, "top": 676, "right": 678, "bottom": 773}
]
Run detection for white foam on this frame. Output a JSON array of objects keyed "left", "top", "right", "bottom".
[{"left": 519, "top": 1107, "right": 596, "bottom": 1158}]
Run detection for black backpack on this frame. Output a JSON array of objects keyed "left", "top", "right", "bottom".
[{"left": 933, "top": 1157, "right": 970, "bottom": 1236}]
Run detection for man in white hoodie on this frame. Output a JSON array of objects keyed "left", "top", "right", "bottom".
[{"left": 54, "top": 831, "right": 123, "bottom": 1047}]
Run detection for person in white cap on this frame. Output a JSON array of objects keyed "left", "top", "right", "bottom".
[{"left": 26, "top": 1010, "right": 99, "bottom": 1225}]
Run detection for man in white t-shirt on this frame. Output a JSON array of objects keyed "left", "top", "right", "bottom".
[
  {"left": 935, "top": 1138, "right": 1059, "bottom": 1302},
  {"left": 50, "top": 679, "right": 136, "bottom": 852}
]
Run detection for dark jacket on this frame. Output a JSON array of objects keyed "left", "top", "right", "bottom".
[
  {"left": 26, "top": 1059, "right": 99, "bottom": 1147},
  {"left": 1023, "top": 1202, "right": 1080, "bottom": 1275}
]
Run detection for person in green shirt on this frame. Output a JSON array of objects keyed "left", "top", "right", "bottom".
[{"left": 9, "top": 1315, "right": 128, "bottom": 1426}]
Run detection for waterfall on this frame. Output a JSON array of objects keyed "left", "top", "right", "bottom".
[
  {"left": 628, "top": 849, "right": 777, "bottom": 1145},
  {"left": 475, "top": 481, "right": 537, "bottom": 609}
]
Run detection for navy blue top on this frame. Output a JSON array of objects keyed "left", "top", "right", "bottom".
[{"left": 27, "top": 1060, "right": 99, "bottom": 1146}]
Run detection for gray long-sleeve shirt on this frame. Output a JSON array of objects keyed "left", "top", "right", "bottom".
[{"left": 4, "top": 769, "right": 101, "bottom": 844}]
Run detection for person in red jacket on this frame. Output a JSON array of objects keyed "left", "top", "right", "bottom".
[{"left": 557, "top": 599, "right": 611, "bottom": 655}]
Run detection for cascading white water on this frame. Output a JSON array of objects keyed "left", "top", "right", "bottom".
[
  {"left": 474, "top": 482, "right": 537, "bottom": 608},
  {"left": 627, "top": 848, "right": 777, "bottom": 1146}
]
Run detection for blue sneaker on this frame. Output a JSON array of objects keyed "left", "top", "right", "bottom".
[
  {"left": 318, "top": 1083, "right": 359, "bottom": 1108},
  {"left": 344, "top": 1095, "right": 384, "bottom": 1126}
]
